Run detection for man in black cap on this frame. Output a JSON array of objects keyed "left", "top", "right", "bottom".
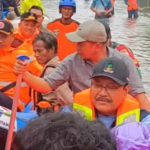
[{"left": 73, "top": 57, "right": 150, "bottom": 129}]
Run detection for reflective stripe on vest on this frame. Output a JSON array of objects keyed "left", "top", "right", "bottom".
[
  {"left": 0, "top": 81, "right": 28, "bottom": 88},
  {"left": 116, "top": 108, "right": 140, "bottom": 126},
  {"left": 73, "top": 103, "right": 94, "bottom": 121},
  {"left": 74, "top": 89, "right": 140, "bottom": 126}
]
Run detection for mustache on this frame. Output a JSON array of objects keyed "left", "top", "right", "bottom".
[{"left": 95, "top": 96, "right": 112, "bottom": 103}]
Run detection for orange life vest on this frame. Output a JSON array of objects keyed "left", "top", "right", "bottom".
[
  {"left": 0, "top": 48, "right": 42, "bottom": 111},
  {"left": 112, "top": 42, "right": 141, "bottom": 78},
  {"left": 73, "top": 89, "right": 140, "bottom": 126},
  {"left": 127, "top": 0, "right": 139, "bottom": 11},
  {"left": 13, "top": 29, "right": 39, "bottom": 55},
  {"left": 116, "top": 44, "right": 140, "bottom": 68},
  {"left": 47, "top": 19, "right": 79, "bottom": 60}
]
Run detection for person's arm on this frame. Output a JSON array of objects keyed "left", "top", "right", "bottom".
[
  {"left": 14, "top": 56, "right": 71, "bottom": 93},
  {"left": 14, "top": 59, "right": 52, "bottom": 93},
  {"left": 90, "top": 7, "right": 106, "bottom": 17},
  {"left": 23, "top": 71, "right": 52, "bottom": 93}
]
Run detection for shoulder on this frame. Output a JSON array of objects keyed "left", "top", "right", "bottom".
[
  {"left": 109, "top": 47, "right": 132, "bottom": 61},
  {"left": 47, "top": 18, "right": 61, "bottom": 27},
  {"left": 71, "top": 19, "right": 80, "bottom": 25},
  {"left": 58, "top": 53, "right": 82, "bottom": 70},
  {"left": 62, "top": 53, "right": 81, "bottom": 64}
]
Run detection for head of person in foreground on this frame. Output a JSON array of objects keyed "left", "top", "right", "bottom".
[{"left": 12, "top": 112, "right": 116, "bottom": 150}]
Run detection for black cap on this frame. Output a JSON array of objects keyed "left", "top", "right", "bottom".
[
  {"left": 0, "top": 20, "right": 14, "bottom": 35},
  {"left": 92, "top": 57, "right": 129, "bottom": 85},
  {"left": 20, "top": 12, "right": 38, "bottom": 22}
]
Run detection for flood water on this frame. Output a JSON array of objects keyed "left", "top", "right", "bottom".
[{"left": 43, "top": 0, "right": 150, "bottom": 94}]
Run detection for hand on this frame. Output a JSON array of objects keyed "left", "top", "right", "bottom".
[
  {"left": 14, "top": 59, "right": 29, "bottom": 75},
  {"left": 96, "top": 11, "right": 105, "bottom": 17},
  {"left": 105, "top": 10, "right": 112, "bottom": 16}
]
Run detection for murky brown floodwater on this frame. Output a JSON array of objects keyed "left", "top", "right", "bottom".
[{"left": 43, "top": 0, "right": 150, "bottom": 94}]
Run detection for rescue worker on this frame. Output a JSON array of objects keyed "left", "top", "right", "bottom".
[
  {"left": 90, "top": 0, "right": 113, "bottom": 20},
  {"left": 73, "top": 57, "right": 150, "bottom": 128},
  {"left": 13, "top": 12, "right": 39, "bottom": 56},
  {"left": 14, "top": 20, "right": 150, "bottom": 112},
  {"left": 0, "top": 20, "right": 42, "bottom": 111},
  {"left": 47, "top": 0, "right": 80, "bottom": 60},
  {"left": 124, "top": 0, "right": 140, "bottom": 19}
]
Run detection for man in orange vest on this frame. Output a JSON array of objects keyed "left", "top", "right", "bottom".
[
  {"left": 47, "top": 0, "right": 80, "bottom": 60},
  {"left": 13, "top": 12, "right": 39, "bottom": 55},
  {"left": 124, "top": 0, "right": 140, "bottom": 19},
  {"left": 0, "top": 20, "right": 42, "bottom": 111},
  {"left": 73, "top": 57, "right": 149, "bottom": 128}
]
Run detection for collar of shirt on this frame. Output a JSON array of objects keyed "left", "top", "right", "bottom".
[{"left": 98, "top": 114, "right": 116, "bottom": 129}]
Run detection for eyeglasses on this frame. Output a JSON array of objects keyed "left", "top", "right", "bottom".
[{"left": 92, "top": 83, "right": 123, "bottom": 94}]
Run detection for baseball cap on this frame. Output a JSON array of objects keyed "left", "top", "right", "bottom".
[
  {"left": 92, "top": 57, "right": 129, "bottom": 85},
  {"left": 66, "top": 20, "right": 107, "bottom": 43},
  {"left": 0, "top": 20, "right": 14, "bottom": 35},
  {"left": 21, "top": 12, "right": 38, "bottom": 22}
]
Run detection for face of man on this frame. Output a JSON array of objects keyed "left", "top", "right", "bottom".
[
  {"left": 91, "top": 77, "right": 128, "bottom": 116},
  {"left": 60, "top": 7, "right": 74, "bottom": 19},
  {"left": 0, "top": 32, "right": 14, "bottom": 50},
  {"left": 30, "top": 9, "right": 44, "bottom": 27},
  {"left": 19, "top": 20, "right": 37, "bottom": 38},
  {"left": 33, "top": 40, "right": 55, "bottom": 65},
  {"left": 77, "top": 41, "right": 103, "bottom": 61}
]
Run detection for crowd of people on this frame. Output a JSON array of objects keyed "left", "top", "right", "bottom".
[{"left": 0, "top": 0, "right": 149, "bottom": 150}]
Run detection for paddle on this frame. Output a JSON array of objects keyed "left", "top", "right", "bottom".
[{"left": 5, "top": 56, "right": 30, "bottom": 150}]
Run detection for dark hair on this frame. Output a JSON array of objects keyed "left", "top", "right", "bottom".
[
  {"left": 29, "top": 5, "right": 43, "bottom": 15},
  {"left": 33, "top": 31, "right": 58, "bottom": 54},
  {"left": 12, "top": 112, "right": 116, "bottom": 150}
]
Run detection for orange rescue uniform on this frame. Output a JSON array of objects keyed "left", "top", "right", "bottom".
[
  {"left": 47, "top": 19, "right": 79, "bottom": 60},
  {"left": 13, "top": 29, "right": 39, "bottom": 55},
  {"left": 0, "top": 48, "right": 43, "bottom": 110},
  {"left": 127, "top": 0, "right": 139, "bottom": 11}
]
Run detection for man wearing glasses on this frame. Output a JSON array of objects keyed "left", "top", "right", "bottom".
[{"left": 73, "top": 57, "right": 149, "bottom": 128}]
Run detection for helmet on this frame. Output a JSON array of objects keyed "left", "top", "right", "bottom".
[{"left": 59, "top": 0, "right": 76, "bottom": 13}]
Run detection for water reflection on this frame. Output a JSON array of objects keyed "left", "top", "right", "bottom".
[{"left": 43, "top": 0, "right": 150, "bottom": 94}]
